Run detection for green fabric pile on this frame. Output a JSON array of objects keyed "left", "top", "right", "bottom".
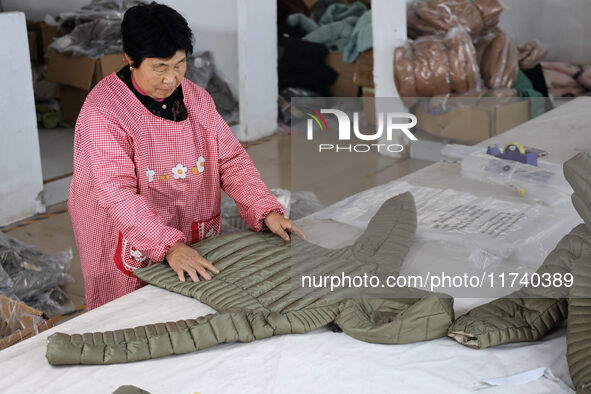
[{"left": 287, "top": 2, "right": 372, "bottom": 63}]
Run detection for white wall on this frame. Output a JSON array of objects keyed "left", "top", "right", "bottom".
[
  {"left": 236, "top": 0, "right": 278, "bottom": 142},
  {"left": 499, "top": 0, "right": 591, "bottom": 64},
  {"left": 159, "top": 0, "right": 239, "bottom": 97},
  {"left": 0, "top": 12, "right": 45, "bottom": 225}
]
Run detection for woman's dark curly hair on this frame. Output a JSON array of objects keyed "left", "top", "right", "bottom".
[{"left": 121, "top": 2, "right": 194, "bottom": 67}]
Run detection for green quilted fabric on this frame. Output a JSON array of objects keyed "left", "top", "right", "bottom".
[
  {"left": 46, "top": 192, "right": 454, "bottom": 365},
  {"left": 112, "top": 386, "right": 151, "bottom": 394},
  {"left": 448, "top": 152, "right": 591, "bottom": 393}
]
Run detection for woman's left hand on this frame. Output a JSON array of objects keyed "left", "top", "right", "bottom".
[{"left": 264, "top": 212, "right": 306, "bottom": 241}]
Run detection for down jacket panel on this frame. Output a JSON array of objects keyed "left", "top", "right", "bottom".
[{"left": 46, "top": 193, "right": 454, "bottom": 365}]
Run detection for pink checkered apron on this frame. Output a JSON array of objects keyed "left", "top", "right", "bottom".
[{"left": 68, "top": 73, "right": 283, "bottom": 310}]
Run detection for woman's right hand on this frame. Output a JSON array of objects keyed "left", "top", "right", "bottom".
[{"left": 165, "top": 242, "right": 219, "bottom": 282}]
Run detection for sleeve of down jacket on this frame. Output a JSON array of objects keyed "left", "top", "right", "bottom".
[
  {"left": 447, "top": 224, "right": 591, "bottom": 349},
  {"left": 76, "top": 106, "right": 185, "bottom": 262},
  {"left": 45, "top": 308, "right": 336, "bottom": 365}
]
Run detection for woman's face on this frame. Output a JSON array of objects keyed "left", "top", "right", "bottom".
[{"left": 126, "top": 50, "right": 187, "bottom": 100}]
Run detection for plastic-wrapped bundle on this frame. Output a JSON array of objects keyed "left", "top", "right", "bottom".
[
  {"left": 0, "top": 232, "right": 75, "bottom": 315},
  {"left": 393, "top": 27, "right": 482, "bottom": 97},
  {"left": 221, "top": 189, "right": 325, "bottom": 233},
  {"left": 394, "top": 44, "right": 417, "bottom": 98},
  {"left": 184, "top": 51, "right": 239, "bottom": 124},
  {"left": 407, "top": 0, "right": 503, "bottom": 38},
  {"left": 479, "top": 31, "right": 519, "bottom": 89},
  {"left": 472, "top": 0, "right": 504, "bottom": 31},
  {"left": 52, "top": 0, "right": 144, "bottom": 30},
  {"left": 517, "top": 40, "right": 548, "bottom": 71},
  {"left": 48, "top": 19, "right": 122, "bottom": 58},
  {"left": 542, "top": 62, "right": 591, "bottom": 97},
  {"left": 22, "top": 287, "right": 76, "bottom": 317},
  {"left": 413, "top": 36, "right": 451, "bottom": 97},
  {"left": 444, "top": 27, "right": 481, "bottom": 93}
]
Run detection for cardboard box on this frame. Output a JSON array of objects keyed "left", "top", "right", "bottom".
[
  {"left": 40, "top": 22, "right": 60, "bottom": 59},
  {"left": 353, "top": 50, "right": 374, "bottom": 88},
  {"left": 47, "top": 51, "right": 124, "bottom": 124},
  {"left": 415, "top": 99, "right": 530, "bottom": 144},
  {"left": 26, "top": 21, "right": 63, "bottom": 63},
  {"left": 0, "top": 294, "right": 53, "bottom": 350},
  {"left": 362, "top": 86, "right": 376, "bottom": 125},
  {"left": 326, "top": 52, "right": 359, "bottom": 97},
  {"left": 27, "top": 30, "right": 39, "bottom": 62}
]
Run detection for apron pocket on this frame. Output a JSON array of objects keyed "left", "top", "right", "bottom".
[
  {"left": 114, "top": 232, "right": 153, "bottom": 277},
  {"left": 191, "top": 214, "right": 221, "bottom": 244}
]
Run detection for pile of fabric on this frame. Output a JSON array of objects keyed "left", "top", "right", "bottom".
[
  {"left": 542, "top": 62, "right": 591, "bottom": 98},
  {"left": 286, "top": 1, "right": 372, "bottom": 64},
  {"left": 395, "top": 0, "right": 548, "bottom": 102}
]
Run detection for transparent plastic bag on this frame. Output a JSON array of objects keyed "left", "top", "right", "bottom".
[
  {"left": 518, "top": 40, "right": 548, "bottom": 71},
  {"left": 22, "top": 287, "right": 76, "bottom": 317},
  {"left": 0, "top": 294, "right": 48, "bottom": 342},
  {"left": 0, "top": 265, "right": 14, "bottom": 297},
  {"left": 290, "top": 191, "right": 325, "bottom": 220},
  {"left": 221, "top": 189, "right": 325, "bottom": 233},
  {"left": 54, "top": 0, "right": 143, "bottom": 29},
  {"left": 48, "top": 19, "right": 123, "bottom": 58},
  {"left": 0, "top": 232, "right": 74, "bottom": 312},
  {"left": 185, "top": 52, "right": 215, "bottom": 89},
  {"left": 393, "top": 27, "right": 481, "bottom": 98},
  {"left": 479, "top": 30, "right": 519, "bottom": 89},
  {"left": 185, "top": 51, "right": 239, "bottom": 124},
  {"left": 407, "top": 0, "right": 504, "bottom": 38},
  {"left": 444, "top": 27, "right": 482, "bottom": 93},
  {"left": 460, "top": 152, "right": 573, "bottom": 206},
  {"left": 314, "top": 180, "right": 564, "bottom": 266},
  {"left": 394, "top": 43, "right": 418, "bottom": 100}
]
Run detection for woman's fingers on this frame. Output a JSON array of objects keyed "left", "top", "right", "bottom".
[
  {"left": 198, "top": 255, "right": 219, "bottom": 275},
  {"left": 196, "top": 266, "right": 211, "bottom": 281},
  {"left": 291, "top": 222, "right": 307, "bottom": 240},
  {"left": 172, "top": 248, "right": 219, "bottom": 282},
  {"left": 274, "top": 224, "right": 290, "bottom": 241},
  {"left": 186, "top": 267, "right": 200, "bottom": 282}
]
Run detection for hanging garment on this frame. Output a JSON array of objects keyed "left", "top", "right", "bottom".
[
  {"left": 448, "top": 152, "right": 591, "bottom": 394},
  {"left": 46, "top": 193, "right": 455, "bottom": 365},
  {"left": 68, "top": 73, "right": 283, "bottom": 310}
]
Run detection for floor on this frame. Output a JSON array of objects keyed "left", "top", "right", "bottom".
[{"left": 1, "top": 131, "right": 431, "bottom": 325}]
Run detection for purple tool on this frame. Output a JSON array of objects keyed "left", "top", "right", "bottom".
[{"left": 486, "top": 143, "right": 538, "bottom": 166}]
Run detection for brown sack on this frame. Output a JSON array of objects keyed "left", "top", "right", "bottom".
[
  {"left": 473, "top": 0, "right": 504, "bottom": 31},
  {"left": 394, "top": 44, "right": 417, "bottom": 97},
  {"left": 445, "top": 27, "right": 481, "bottom": 93},
  {"left": 480, "top": 31, "right": 519, "bottom": 88},
  {"left": 408, "top": 0, "right": 497, "bottom": 37},
  {"left": 413, "top": 36, "right": 451, "bottom": 96},
  {"left": 518, "top": 40, "right": 548, "bottom": 70}
]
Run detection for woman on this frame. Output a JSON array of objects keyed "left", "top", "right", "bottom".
[{"left": 69, "top": 2, "right": 301, "bottom": 310}]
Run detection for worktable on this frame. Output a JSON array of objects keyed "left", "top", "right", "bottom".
[{"left": 0, "top": 97, "right": 589, "bottom": 394}]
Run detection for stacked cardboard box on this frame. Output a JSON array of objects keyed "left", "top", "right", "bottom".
[
  {"left": 47, "top": 52, "right": 124, "bottom": 125},
  {"left": 26, "top": 21, "right": 61, "bottom": 64}
]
